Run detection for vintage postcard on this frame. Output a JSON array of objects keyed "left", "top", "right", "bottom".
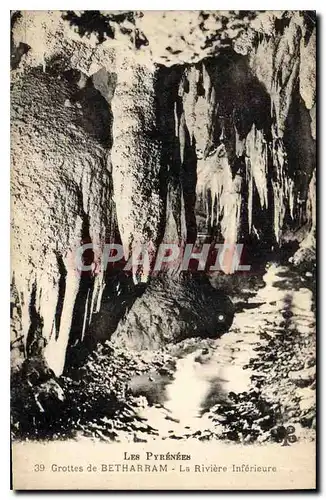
[{"left": 10, "top": 10, "right": 316, "bottom": 490}]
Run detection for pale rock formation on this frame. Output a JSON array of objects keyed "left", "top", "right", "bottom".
[{"left": 11, "top": 10, "right": 316, "bottom": 374}]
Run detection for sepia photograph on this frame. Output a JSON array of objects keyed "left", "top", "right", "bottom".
[{"left": 10, "top": 9, "right": 316, "bottom": 490}]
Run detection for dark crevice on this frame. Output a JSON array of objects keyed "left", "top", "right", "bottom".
[
  {"left": 203, "top": 52, "right": 271, "bottom": 168},
  {"left": 62, "top": 11, "right": 115, "bottom": 43},
  {"left": 274, "top": 15, "right": 291, "bottom": 36},
  {"left": 26, "top": 283, "right": 44, "bottom": 357},
  {"left": 72, "top": 76, "right": 114, "bottom": 148},
  {"left": 67, "top": 208, "right": 94, "bottom": 349},
  {"left": 154, "top": 65, "right": 185, "bottom": 243},
  {"left": 11, "top": 12, "right": 30, "bottom": 70},
  {"left": 181, "top": 132, "right": 198, "bottom": 243},
  {"left": 283, "top": 87, "right": 316, "bottom": 229},
  {"left": 302, "top": 11, "right": 316, "bottom": 45},
  {"left": 54, "top": 253, "right": 67, "bottom": 340}
]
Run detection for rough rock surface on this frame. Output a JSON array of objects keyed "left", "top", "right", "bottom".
[
  {"left": 110, "top": 56, "right": 164, "bottom": 271},
  {"left": 11, "top": 65, "right": 112, "bottom": 375},
  {"left": 111, "top": 275, "right": 235, "bottom": 349},
  {"left": 11, "top": 10, "right": 316, "bottom": 376}
]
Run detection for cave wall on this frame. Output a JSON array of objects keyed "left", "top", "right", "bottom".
[
  {"left": 10, "top": 10, "right": 316, "bottom": 374},
  {"left": 11, "top": 65, "right": 113, "bottom": 375},
  {"left": 188, "top": 13, "right": 316, "bottom": 249}
]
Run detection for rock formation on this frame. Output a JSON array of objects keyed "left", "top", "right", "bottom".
[
  {"left": 11, "top": 11, "right": 316, "bottom": 376},
  {"left": 111, "top": 275, "right": 235, "bottom": 349}
]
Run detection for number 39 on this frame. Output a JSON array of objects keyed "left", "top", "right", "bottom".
[{"left": 34, "top": 464, "right": 45, "bottom": 472}]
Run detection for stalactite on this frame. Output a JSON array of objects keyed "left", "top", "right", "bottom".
[
  {"left": 246, "top": 159, "right": 253, "bottom": 233},
  {"left": 11, "top": 265, "right": 34, "bottom": 352},
  {"left": 44, "top": 267, "right": 80, "bottom": 376},
  {"left": 36, "top": 271, "right": 60, "bottom": 344},
  {"left": 196, "top": 147, "right": 243, "bottom": 245},
  {"left": 11, "top": 10, "right": 316, "bottom": 369},
  {"left": 245, "top": 124, "right": 268, "bottom": 211},
  {"left": 177, "top": 115, "right": 198, "bottom": 243},
  {"left": 11, "top": 65, "right": 112, "bottom": 374},
  {"left": 162, "top": 179, "right": 187, "bottom": 245},
  {"left": 247, "top": 14, "right": 308, "bottom": 243},
  {"left": 89, "top": 273, "right": 106, "bottom": 318},
  {"left": 310, "top": 105, "right": 316, "bottom": 141},
  {"left": 299, "top": 23, "right": 316, "bottom": 112},
  {"left": 271, "top": 140, "right": 288, "bottom": 242},
  {"left": 110, "top": 55, "right": 164, "bottom": 281},
  {"left": 307, "top": 169, "right": 316, "bottom": 234},
  {"left": 181, "top": 63, "right": 212, "bottom": 156},
  {"left": 291, "top": 168, "right": 316, "bottom": 267}
]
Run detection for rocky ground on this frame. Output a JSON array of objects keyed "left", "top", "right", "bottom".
[{"left": 11, "top": 263, "right": 316, "bottom": 446}]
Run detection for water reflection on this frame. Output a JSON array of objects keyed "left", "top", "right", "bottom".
[{"left": 130, "top": 264, "right": 315, "bottom": 440}]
